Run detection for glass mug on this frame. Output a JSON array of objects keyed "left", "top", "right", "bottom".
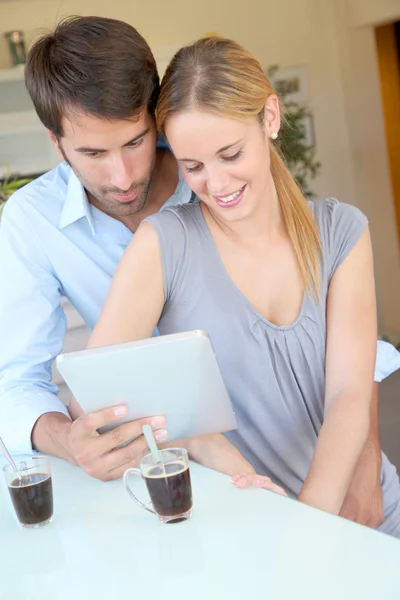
[
  {"left": 3, "top": 456, "right": 54, "bottom": 528},
  {"left": 124, "top": 448, "right": 193, "bottom": 524}
]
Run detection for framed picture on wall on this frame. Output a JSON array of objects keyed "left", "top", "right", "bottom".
[
  {"left": 269, "top": 65, "right": 309, "bottom": 104},
  {"left": 299, "top": 113, "right": 316, "bottom": 147}
]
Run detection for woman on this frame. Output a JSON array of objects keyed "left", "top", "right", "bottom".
[{"left": 88, "top": 37, "right": 400, "bottom": 536}]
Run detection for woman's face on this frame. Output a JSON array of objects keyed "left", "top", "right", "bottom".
[{"left": 165, "top": 96, "right": 280, "bottom": 223}]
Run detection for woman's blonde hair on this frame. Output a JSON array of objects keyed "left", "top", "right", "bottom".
[{"left": 156, "top": 36, "right": 321, "bottom": 294}]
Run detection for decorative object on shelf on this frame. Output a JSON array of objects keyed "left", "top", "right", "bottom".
[
  {"left": 269, "top": 65, "right": 309, "bottom": 104},
  {"left": 0, "top": 171, "right": 32, "bottom": 220},
  {"left": 4, "top": 31, "right": 26, "bottom": 67},
  {"left": 266, "top": 65, "right": 321, "bottom": 199}
]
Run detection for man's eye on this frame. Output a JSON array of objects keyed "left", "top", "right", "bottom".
[
  {"left": 126, "top": 138, "right": 144, "bottom": 149},
  {"left": 83, "top": 152, "right": 102, "bottom": 159}
]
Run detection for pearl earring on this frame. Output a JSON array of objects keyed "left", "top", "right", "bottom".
[{"left": 270, "top": 132, "right": 278, "bottom": 140}]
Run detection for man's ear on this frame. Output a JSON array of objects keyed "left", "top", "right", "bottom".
[{"left": 46, "top": 129, "right": 64, "bottom": 160}]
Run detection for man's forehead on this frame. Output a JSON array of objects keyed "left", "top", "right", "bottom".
[{"left": 60, "top": 108, "right": 149, "bottom": 142}]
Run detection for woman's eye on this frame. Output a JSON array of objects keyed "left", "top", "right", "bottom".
[
  {"left": 223, "top": 150, "right": 242, "bottom": 162},
  {"left": 185, "top": 164, "right": 202, "bottom": 173}
]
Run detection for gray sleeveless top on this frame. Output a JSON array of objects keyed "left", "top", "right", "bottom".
[{"left": 146, "top": 198, "right": 400, "bottom": 537}]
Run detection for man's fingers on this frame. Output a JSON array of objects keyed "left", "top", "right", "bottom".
[
  {"left": 68, "top": 409, "right": 168, "bottom": 481},
  {"left": 103, "top": 456, "right": 147, "bottom": 482},
  {"left": 74, "top": 406, "right": 166, "bottom": 443},
  {"left": 100, "top": 415, "right": 167, "bottom": 453},
  {"left": 74, "top": 405, "right": 129, "bottom": 438},
  {"left": 79, "top": 432, "right": 161, "bottom": 481},
  {"left": 101, "top": 437, "right": 156, "bottom": 481}
]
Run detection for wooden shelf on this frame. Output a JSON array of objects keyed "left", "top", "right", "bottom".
[
  {"left": 0, "top": 110, "right": 42, "bottom": 135},
  {"left": 0, "top": 67, "right": 58, "bottom": 177},
  {"left": 0, "top": 66, "right": 25, "bottom": 82},
  {"left": 0, "top": 157, "right": 59, "bottom": 178}
]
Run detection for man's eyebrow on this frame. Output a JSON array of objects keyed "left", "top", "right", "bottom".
[
  {"left": 178, "top": 138, "right": 243, "bottom": 162},
  {"left": 74, "top": 128, "right": 150, "bottom": 153}
]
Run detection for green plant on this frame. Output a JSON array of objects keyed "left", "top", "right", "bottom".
[
  {"left": 267, "top": 66, "right": 321, "bottom": 198},
  {"left": 0, "top": 172, "right": 32, "bottom": 219}
]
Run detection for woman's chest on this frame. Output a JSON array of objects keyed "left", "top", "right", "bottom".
[{"left": 214, "top": 240, "right": 305, "bottom": 327}]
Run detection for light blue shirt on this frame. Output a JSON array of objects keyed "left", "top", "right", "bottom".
[
  {"left": 375, "top": 340, "right": 400, "bottom": 382},
  {"left": 0, "top": 164, "right": 398, "bottom": 455},
  {"left": 0, "top": 161, "right": 192, "bottom": 454}
]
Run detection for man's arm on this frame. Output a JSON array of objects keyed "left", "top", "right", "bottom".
[{"left": 0, "top": 199, "right": 70, "bottom": 454}]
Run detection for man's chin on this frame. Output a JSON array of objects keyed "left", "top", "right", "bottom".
[
  {"left": 91, "top": 193, "right": 147, "bottom": 218},
  {"left": 106, "top": 202, "right": 143, "bottom": 217}
]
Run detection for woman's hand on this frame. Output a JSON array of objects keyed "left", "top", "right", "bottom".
[
  {"left": 231, "top": 473, "right": 288, "bottom": 497},
  {"left": 176, "top": 434, "right": 256, "bottom": 476}
]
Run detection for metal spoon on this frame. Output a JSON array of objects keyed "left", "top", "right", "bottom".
[{"left": 0, "top": 435, "right": 22, "bottom": 481}]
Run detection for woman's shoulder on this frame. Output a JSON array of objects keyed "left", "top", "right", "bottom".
[
  {"left": 143, "top": 201, "right": 201, "bottom": 302},
  {"left": 145, "top": 199, "right": 200, "bottom": 232},
  {"left": 309, "top": 197, "right": 368, "bottom": 241},
  {"left": 308, "top": 198, "right": 369, "bottom": 279},
  {"left": 308, "top": 197, "right": 367, "bottom": 228}
]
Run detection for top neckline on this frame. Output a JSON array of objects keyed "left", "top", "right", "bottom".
[{"left": 190, "top": 201, "right": 309, "bottom": 331}]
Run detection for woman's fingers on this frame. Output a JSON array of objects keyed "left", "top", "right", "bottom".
[
  {"left": 231, "top": 473, "right": 254, "bottom": 488},
  {"left": 231, "top": 473, "right": 288, "bottom": 497},
  {"left": 253, "top": 477, "right": 288, "bottom": 496}
]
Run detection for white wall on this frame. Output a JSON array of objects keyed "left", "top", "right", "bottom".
[
  {"left": 1, "top": 0, "right": 400, "bottom": 334},
  {"left": 331, "top": 0, "right": 400, "bottom": 337},
  {"left": 0, "top": 0, "right": 357, "bottom": 203},
  {"left": 348, "top": 0, "right": 400, "bottom": 27}
]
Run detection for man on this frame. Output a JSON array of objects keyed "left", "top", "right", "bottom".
[
  {"left": 0, "top": 16, "right": 191, "bottom": 479},
  {"left": 0, "top": 16, "right": 393, "bottom": 529}
]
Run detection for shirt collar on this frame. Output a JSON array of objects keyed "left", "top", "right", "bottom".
[{"left": 58, "top": 166, "right": 96, "bottom": 235}]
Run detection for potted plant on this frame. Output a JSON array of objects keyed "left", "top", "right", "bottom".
[
  {"left": 267, "top": 66, "right": 321, "bottom": 198},
  {"left": 0, "top": 173, "right": 32, "bottom": 220}
]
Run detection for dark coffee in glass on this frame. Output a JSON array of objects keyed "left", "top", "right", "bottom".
[
  {"left": 124, "top": 448, "right": 193, "bottom": 524},
  {"left": 3, "top": 457, "right": 54, "bottom": 527},
  {"left": 9, "top": 473, "right": 53, "bottom": 526},
  {"left": 145, "top": 461, "right": 192, "bottom": 522}
]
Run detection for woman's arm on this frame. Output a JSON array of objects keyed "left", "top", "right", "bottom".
[
  {"left": 298, "top": 227, "right": 377, "bottom": 514},
  {"left": 87, "top": 221, "right": 255, "bottom": 475},
  {"left": 339, "top": 382, "right": 383, "bottom": 528},
  {"left": 89, "top": 221, "right": 165, "bottom": 348}
]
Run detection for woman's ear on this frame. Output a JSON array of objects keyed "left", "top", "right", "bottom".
[{"left": 263, "top": 94, "right": 281, "bottom": 140}]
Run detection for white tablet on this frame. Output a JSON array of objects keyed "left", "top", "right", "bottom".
[{"left": 56, "top": 330, "right": 237, "bottom": 439}]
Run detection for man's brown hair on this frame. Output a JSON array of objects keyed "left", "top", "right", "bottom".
[{"left": 25, "top": 16, "right": 160, "bottom": 137}]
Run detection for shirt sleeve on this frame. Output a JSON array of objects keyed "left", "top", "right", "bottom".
[
  {"left": 314, "top": 198, "right": 369, "bottom": 282},
  {"left": 374, "top": 340, "right": 400, "bottom": 382},
  {"left": 0, "top": 199, "right": 71, "bottom": 455}
]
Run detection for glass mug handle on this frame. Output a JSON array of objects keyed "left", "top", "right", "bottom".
[{"left": 123, "top": 468, "right": 156, "bottom": 514}]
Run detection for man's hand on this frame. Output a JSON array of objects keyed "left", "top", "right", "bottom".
[
  {"left": 339, "top": 382, "right": 383, "bottom": 528},
  {"left": 339, "top": 442, "right": 383, "bottom": 528},
  {"left": 32, "top": 406, "right": 168, "bottom": 481}
]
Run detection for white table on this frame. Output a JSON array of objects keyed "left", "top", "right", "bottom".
[{"left": 1, "top": 457, "right": 400, "bottom": 600}]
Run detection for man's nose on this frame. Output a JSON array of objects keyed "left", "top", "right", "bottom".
[{"left": 109, "top": 155, "right": 133, "bottom": 191}]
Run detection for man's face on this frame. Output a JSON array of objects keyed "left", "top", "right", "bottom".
[{"left": 50, "top": 108, "right": 158, "bottom": 218}]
